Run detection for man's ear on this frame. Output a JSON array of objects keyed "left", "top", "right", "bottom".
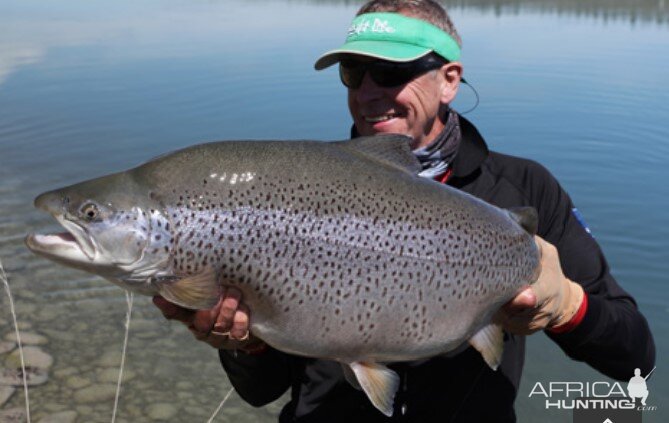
[{"left": 439, "top": 61, "right": 463, "bottom": 104}]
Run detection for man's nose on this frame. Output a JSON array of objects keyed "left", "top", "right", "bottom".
[{"left": 353, "top": 73, "right": 384, "bottom": 103}]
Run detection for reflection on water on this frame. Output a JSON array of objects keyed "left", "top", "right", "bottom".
[
  {"left": 1, "top": 0, "right": 667, "bottom": 88},
  {"left": 306, "top": 0, "right": 669, "bottom": 23},
  {"left": 0, "top": 0, "right": 667, "bottom": 421}
]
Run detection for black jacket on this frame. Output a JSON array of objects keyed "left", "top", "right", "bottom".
[{"left": 219, "top": 116, "right": 655, "bottom": 422}]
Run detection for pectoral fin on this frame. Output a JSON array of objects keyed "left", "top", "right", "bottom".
[
  {"left": 341, "top": 363, "right": 362, "bottom": 390},
  {"left": 156, "top": 267, "right": 220, "bottom": 310},
  {"left": 348, "top": 361, "right": 400, "bottom": 417},
  {"left": 469, "top": 323, "right": 505, "bottom": 370}
]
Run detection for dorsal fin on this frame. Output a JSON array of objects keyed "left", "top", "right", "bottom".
[
  {"left": 338, "top": 135, "right": 421, "bottom": 174},
  {"left": 506, "top": 207, "right": 539, "bottom": 235}
]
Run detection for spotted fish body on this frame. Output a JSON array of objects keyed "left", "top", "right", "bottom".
[{"left": 27, "top": 135, "right": 540, "bottom": 416}]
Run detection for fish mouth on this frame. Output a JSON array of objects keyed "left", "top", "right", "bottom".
[{"left": 26, "top": 215, "right": 98, "bottom": 262}]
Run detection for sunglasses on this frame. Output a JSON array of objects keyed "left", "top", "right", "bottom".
[{"left": 339, "top": 55, "right": 447, "bottom": 89}]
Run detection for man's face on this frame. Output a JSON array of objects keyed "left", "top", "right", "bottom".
[{"left": 346, "top": 56, "right": 454, "bottom": 149}]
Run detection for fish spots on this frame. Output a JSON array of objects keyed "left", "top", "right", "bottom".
[{"left": 151, "top": 159, "right": 539, "bottom": 358}]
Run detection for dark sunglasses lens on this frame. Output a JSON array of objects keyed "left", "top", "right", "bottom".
[
  {"left": 339, "top": 56, "right": 445, "bottom": 89},
  {"left": 339, "top": 63, "right": 365, "bottom": 89},
  {"left": 369, "top": 64, "right": 417, "bottom": 87}
]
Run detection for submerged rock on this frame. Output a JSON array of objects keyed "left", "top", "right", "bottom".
[
  {"left": 0, "top": 385, "right": 16, "bottom": 407},
  {"left": 5, "top": 346, "right": 53, "bottom": 369},
  {"left": 65, "top": 375, "right": 91, "bottom": 389},
  {"left": 16, "top": 321, "right": 33, "bottom": 331},
  {"left": 0, "top": 365, "right": 49, "bottom": 386},
  {"left": 4, "top": 331, "right": 48, "bottom": 346},
  {"left": 37, "top": 411, "right": 78, "bottom": 423},
  {"left": 147, "top": 403, "right": 178, "bottom": 420},
  {"left": 53, "top": 366, "right": 78, "bottom": 378},
  {"left": 97, "top": 367, "right": 135, "bottom": 383},
  {"left": 0, "top": 407, "right": 26, "bottom": 422},
  {"left": 96, "top": 350, "right": 122, "bottom": 367},
  {"left": 0, "top": 340, "right": 15, "bottom": 354},
  {"left": 73, "top": 383, "right": 117, "bottom": 403}
]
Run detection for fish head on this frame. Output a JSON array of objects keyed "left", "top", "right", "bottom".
[{"left": 25, "top": 172, "right": 172, "bottom": 287}]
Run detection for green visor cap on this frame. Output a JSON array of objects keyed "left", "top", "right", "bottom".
[{"left": 314, "top": 12, "right": 461, "bottom": 70}]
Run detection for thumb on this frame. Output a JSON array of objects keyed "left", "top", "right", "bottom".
[{"left": 503, "top": 287, "right": 537, "bottom": 314}]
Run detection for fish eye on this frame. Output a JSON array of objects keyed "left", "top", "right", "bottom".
[{"left": 80, "top": 203, "right": 100, "bottom": 221}]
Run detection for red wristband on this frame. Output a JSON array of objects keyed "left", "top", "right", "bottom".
[{"left": 548, "top": 293, "right": 589, "bottom": 334}]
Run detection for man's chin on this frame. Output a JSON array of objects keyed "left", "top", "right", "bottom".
[
  {"left": 372, "top": 117, "right": 402, "bottom": 133},
  {"left": 358, "top": 119, "right": 406, "bottom": 137}
]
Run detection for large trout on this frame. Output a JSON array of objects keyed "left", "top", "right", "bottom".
[{"left": 26, "top": 135, "right": 540, "bottom": 416}]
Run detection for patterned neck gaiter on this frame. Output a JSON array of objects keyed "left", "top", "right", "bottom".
[{"left": 412, "top": 109, "right": 461, "bottom": 179}]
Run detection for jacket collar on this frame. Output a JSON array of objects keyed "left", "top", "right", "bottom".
[{"left": 450, "top": 114, "right": 489, "bottom": 179}]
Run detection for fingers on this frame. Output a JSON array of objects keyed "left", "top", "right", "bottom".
[
  {"left": 212, "top": 288, "right": 250, "bottom": 340},
  {"left": 190, "top": 298, "right": 222, "bottom": 334},
  {"left": 214, "top": 287, "right": 243, "bottom": 332},
  {"left": 497, "top": 236, "right": 571, "bottom": 335},
  {"left": 153, "top": 295, "right": 222, "bottom": 336},
  {"left": 496, "top": 286, "right": 542, "bottom": 335},
  {"left": 155, "top": 288, "right": 252, "bottom": 348},
  {"left": 502, "top": 287, "right": 537, "bottom": 314},
  {"left": 499, "top": 312, "right": 551, "bottom": 335},
  {"left": 496, "top": 298, "right": 553, "bottom": 335},
  {"left": 153, "top": 296, "right": 194, "bottom": 324},
  {"left": 229, "top": 303, "right": 251, "bottom": 340},
  {"left": 190, "top": 308, "right": 253, "bottom": 349}
]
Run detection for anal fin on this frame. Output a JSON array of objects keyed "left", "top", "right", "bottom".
[
  {"left": 469, "top": 323, "right": 505, "bottom": 370},
  {"left": 348, "top": 361, "right": 400, "bottom": 417},
  {"left": 156, "top": 267, "right": 220, "bottom": 310},
  {"left": 341, "top": 363, "right": 362, "bottom": 390}
]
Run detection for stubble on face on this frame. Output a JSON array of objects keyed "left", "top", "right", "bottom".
[{"left": 348, "top": 69, "right": 446, "bottom": 149}]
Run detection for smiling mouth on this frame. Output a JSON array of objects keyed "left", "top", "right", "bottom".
[{"left": 365, "top": 113, "right": 401, "bottom": 123}]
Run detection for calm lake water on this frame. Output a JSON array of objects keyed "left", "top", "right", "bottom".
[{"left": 0, "top": 0, "right": 667, "bottom": 421}]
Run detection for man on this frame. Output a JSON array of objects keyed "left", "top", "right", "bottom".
[
  {"left": 154, "top": 1, "right": 655, "bottom": 421},
  {"left": 627, "top": 368, "right": 651, "bottom": 406}
]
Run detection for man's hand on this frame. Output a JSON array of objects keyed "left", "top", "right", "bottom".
[
  {"left": 153, "top": 287, "right": 266, "bottom": 351},
  {"left": 496, "top": 236, "right": 585, "bottom": 335}
]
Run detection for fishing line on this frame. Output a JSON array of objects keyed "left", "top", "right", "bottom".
[
  {"left": 111, "top": 291, "right": 133, "bottom": 423},
  {"left": 0, "top": 259, "right": 31, "bottom": 422},
  {"left": 448, "top": 361, "right": 487, "bottom": 423},
  {"left": 207, "top": 386, "right": 235, "bottom": 423}
]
